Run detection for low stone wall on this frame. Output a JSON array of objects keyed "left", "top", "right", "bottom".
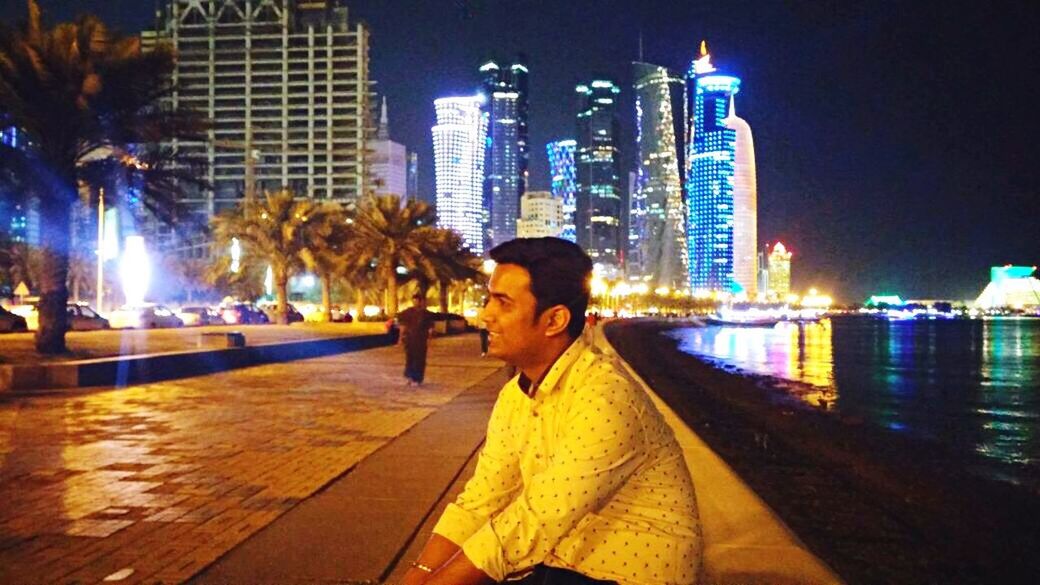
[{"left": 0, "top": 332, "right": 395, "bottom": 393}]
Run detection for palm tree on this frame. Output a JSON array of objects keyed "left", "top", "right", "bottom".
[
  {"left": 421, "top": 228, "right": 482, "bottom": 314},
  {"left": 348, "top": 194, "right": 439, "bottom": 317},
  {"left": 301, "top": 206, "right": 351, "bottom": 322},
  {"left": 0, "top": 1, "right": 206, "bottom": 352},
  {"left": 210, "top": 189, "right": 339, "bottom": 324}
]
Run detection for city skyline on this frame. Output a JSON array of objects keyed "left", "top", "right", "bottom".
[{"left": 1, "top": 0, "right": 1035, "bottom": 302}]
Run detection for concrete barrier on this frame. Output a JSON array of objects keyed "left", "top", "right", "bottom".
[
  {"left": 0, "top": 332, "right": 395, "bottom": 393},
  {"left": 593, "top": 326, "right": 844, "bottom": 585}
]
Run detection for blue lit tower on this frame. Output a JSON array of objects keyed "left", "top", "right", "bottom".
[
  {"left": 480, "top": 59, "right": 526, "bottom": 250},
  {"left": 632, "top": 62, "right": 689, "bottom": 289},
  {"left": 433, "top": 96, "right": 489, "bottom": 255},
  {"left": 685, "top": 42, "right": 743, "bottom": 294},
  {"left": 546, "top": 139, "right": 578, "bottom": 242},
  {"left": 511, "top": 58, "right": 530, "bottom": 196},
  {"left": 576, "top": 80, "right": 623, "bottom": 274}
]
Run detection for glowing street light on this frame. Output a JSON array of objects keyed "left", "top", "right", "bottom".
[{"left": 120, "top": 236, "right": 151, "bottom": 306}]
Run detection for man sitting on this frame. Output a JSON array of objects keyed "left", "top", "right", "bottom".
[{"left": 403, "top": 237, "right": 702, "bottom": 585}]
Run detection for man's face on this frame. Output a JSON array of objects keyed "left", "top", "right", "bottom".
[{"left": 483, "top": 263, "right": 547, "bottom": 365}]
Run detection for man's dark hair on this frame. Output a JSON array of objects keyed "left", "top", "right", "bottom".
[{"left": 489, "top": 237, "right": 592, "bottom": 339}]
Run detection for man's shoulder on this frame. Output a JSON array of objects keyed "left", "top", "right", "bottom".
[{"left": 565, "top": 341, "right": 636, "bottom": 394}]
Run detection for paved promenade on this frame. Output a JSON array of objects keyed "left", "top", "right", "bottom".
[{"left": 0, "top": 334, "right": 502, "bottom": 584}]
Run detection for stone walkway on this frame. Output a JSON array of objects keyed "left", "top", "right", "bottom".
[{"left": 0, "top": 335, "right": 500, "bottom": 584}]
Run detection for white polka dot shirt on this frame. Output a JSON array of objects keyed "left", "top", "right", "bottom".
[{"left": 432, "top": 335, "right": 702, "bottom": 584}]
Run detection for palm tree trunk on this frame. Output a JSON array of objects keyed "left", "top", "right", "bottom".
[
  {"left": 321, "top": 274, "right": 332, "bottom": 322},
  {"left": 276, "top": 274, "right": 289, "bottom": 325},
  {"left": 354, "top": 288, "right": 365, "bottom": 319},
  {"left": 439, "top": 280, "right": 450, "bottom": 314},
  {"left": 35, "top": 197, "right": 71, "bottom": 354},
  {"left": 386, "top": 274, "right": 399, "bottom": 317}
]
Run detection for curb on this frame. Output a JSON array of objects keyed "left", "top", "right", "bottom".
[{"left": 0, "top": 332, "right": 396, "bottom": 393}]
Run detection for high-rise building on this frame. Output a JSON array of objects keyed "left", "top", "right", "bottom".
[
  {"left": 406, "top": 151, "right": 420, "bottom": 203},
  {"left": 768, "top": 242, "right": 792, "bottom": 298},
  {"left": 370, "top": 97, "right": 407, "bottom": 198},
  {"left": 632, "top": 62, "right": 689, "bottom": 289},
  {"left": 516, "top": 191, "right": 563, "bottom": 238},
  {"left": 685, "top": 42, "right": 746, "bottom": 294},
  {"left": 151, "top": 0, "right": 370, "bottom": 238},
  {"left": 757, "top": 246, "right": 770, "bottom": 301},
  {"left": 0, "top": 126, "right": 38, "bottom": 245},
  {"left": 480, "top": 58, "right": 528, "bottom": 250},
  {"left": 724, "top": 97, "right": 758, "bottom": 297},
  {"left": 432, "top": 96, "right": 489, "bottom": 255},
  {"left": 576, "top": 80, "right": 623, "bottom": 275},
  {"left": 546, "top": 139, "right": 578, "bottom": 243}
]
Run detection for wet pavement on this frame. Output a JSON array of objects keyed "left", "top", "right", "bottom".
[{"left": 0, "top": 335, "right": 499, "bottom": 584}]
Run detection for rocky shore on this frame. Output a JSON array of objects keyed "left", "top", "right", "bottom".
[{"left": 606, "top": 319, "right": 1040, "bottom": 585}]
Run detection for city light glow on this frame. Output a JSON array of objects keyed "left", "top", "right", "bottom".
[{"left": 120, "top": 236, "right": 150, "bottom": 306}]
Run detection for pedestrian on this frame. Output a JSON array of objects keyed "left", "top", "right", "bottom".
[
  {"left": 396, "top": 292, "right": 435, "bottom": 386},
  {"left": 402, "top": 237, "right": 701, "bottom": 585},
  {"left": 477, "top": 298, "right": 490, "bottom": 357}
]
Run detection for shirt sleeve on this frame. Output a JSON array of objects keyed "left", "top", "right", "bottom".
[
  {"left": 461, "top": 374, "right": 648, "bottom": 581},
  {"left": 432, "top": 387, "right": 523, "bottom": 546}
]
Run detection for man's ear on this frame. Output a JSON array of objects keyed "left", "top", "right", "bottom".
[{"left": 543, "top": 305, "right": 571, "bottom": 337}]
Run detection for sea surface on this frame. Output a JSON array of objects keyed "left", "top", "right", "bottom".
[{"left": 667, "top": 317, "right": 1040, "bottom": 488}]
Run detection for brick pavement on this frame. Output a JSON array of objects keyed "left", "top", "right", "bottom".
[{"left": 0, "top": 335, "right": 499, "bottom": 584}]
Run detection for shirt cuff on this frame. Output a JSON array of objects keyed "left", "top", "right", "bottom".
[
  {"left": 461, "top": 521, "right": 509, "bottom": 582},
  {"left": 431, "top": 503, "right": 486, "bottom": 547}
]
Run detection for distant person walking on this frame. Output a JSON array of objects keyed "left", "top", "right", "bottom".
[
  {"left": 396, "top": 293, "right": 435, "bottom": 386},
  {"left": 477, "top": 299, "right": 490, "bottom": 357}
]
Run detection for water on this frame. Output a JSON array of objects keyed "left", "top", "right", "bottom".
[{"left": 667, "top": 317, "right": 1040, "bottom": 487}]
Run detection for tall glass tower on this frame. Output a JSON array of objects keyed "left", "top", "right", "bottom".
[
  {"left": 724, "top": 97, "right": 758, "bottom": 297},
  {"left": 433, "top": 96, "right": 489, "bottom": 255},
  {"left": 685, "top": 44, "right": 743, "bottom": 293},
  {"left": 632, "top": 62, "right": 689, "bottom": 289},
  {"left": 576, "top": 80, "right": 623, "bottom": 275},
  {"left": 546, "top": 139, "right": 578, "bottom": 243},
  {"left": 480, "top": 58, "right": 528, "bottom": 250}
]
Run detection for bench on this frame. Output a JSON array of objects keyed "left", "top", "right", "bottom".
[{"left": 197, "top": 331, "right": 246, "bottom": 348}]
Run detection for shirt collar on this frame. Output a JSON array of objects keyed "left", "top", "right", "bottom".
[{"left": 516, "top": 335, "right": 589, "bottom": 399}]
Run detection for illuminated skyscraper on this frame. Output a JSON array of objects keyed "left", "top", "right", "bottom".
[
  {"left": 724, "top": 97, "right": 758, "bottom": 296},
  {"left": 547, "top": 139, "right": 578, "bottom": 243},
  {"left": 768, "top": 242, "right": 792, "bottom": 298},
  {"left": 685, "top": 42, "right": 745, "bottom": 294},
  {"left": 480, "top": 58, "right": 528, "bottom": 250},
  {"left": 576, "top": 80, "right": 623, "bottom": 275},
  {"left": 632, "top": 62, "right": 689, "bottom": 288},
  {"left": 433, "top": 96, "right": 489, "bottom": 255}
]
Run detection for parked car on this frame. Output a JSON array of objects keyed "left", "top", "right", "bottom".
[
  {"left": 176, "top": 305, "right": 223, "bottom": 326},
  {"left": 220, "top": 302, "right": 269, "bottom": 325},
  {"left": 0, "top": 305, "right": 28, "bottom": 332},
  {"left": 258, "top": 302, "right": 304, "bottom": 324},
  {"left": 66, "top": 302, "right": 110, "bottom": 331},
  {"left": 108, "top": 304, "right": 184, "bottom": 329}
]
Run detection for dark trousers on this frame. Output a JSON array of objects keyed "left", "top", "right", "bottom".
[
  {"left": 403, "top": 337, "right": 427, "bottom": 383},
  {"left": 513, "top": 565, "right": 617, "bottom": 585}
]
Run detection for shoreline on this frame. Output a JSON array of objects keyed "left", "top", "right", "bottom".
[{"left": 607, "top": 319, "right": 1040, "bottom": 585}]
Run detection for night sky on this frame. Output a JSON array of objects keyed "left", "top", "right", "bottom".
[{"left": 2, "top": 0, "right": 1037, "bottom": 302}]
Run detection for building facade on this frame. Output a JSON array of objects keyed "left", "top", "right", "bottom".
[
  {"left": 406, "top": 151, "right": 420, "bottom": 203},
  {"left": 685, "top": 43, "right": 743, "bottom": 294},
  {"left": 724, "top": 97, "right": 758, "bottom": 297},
  {"left": 546, "top": 139, "right": 577, "bottom": 243},
  {"left": 516, "top": 191, "right": 563, "bottom": 238},
  {"left": 432, "top": 96, "right": 488, "bottom": 255},
  {"left": 480, "top": 59, "right": 528, "bottom": 250},
  {"left": 576, "top": 80, "right": 623, "bottom": 275},
  {"left": 152, "top": 0, "right": 370, "bottom": 232},
  {"left": 768, "top": 241, "right": 792, "bottom": 298},
  {"left": 632, "top": 62, "right": 689, "bottom": 289},
  {"left": 370, "top": 97, "right": 407, "bottom": 198}
]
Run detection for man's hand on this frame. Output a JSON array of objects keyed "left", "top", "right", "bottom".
[{"left": 401, "top": 566, "right": 432, "bottom": 585}]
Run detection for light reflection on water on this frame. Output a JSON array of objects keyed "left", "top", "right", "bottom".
[{"left": 668, "top": 318, "right": 1040, "bottom": 487}]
